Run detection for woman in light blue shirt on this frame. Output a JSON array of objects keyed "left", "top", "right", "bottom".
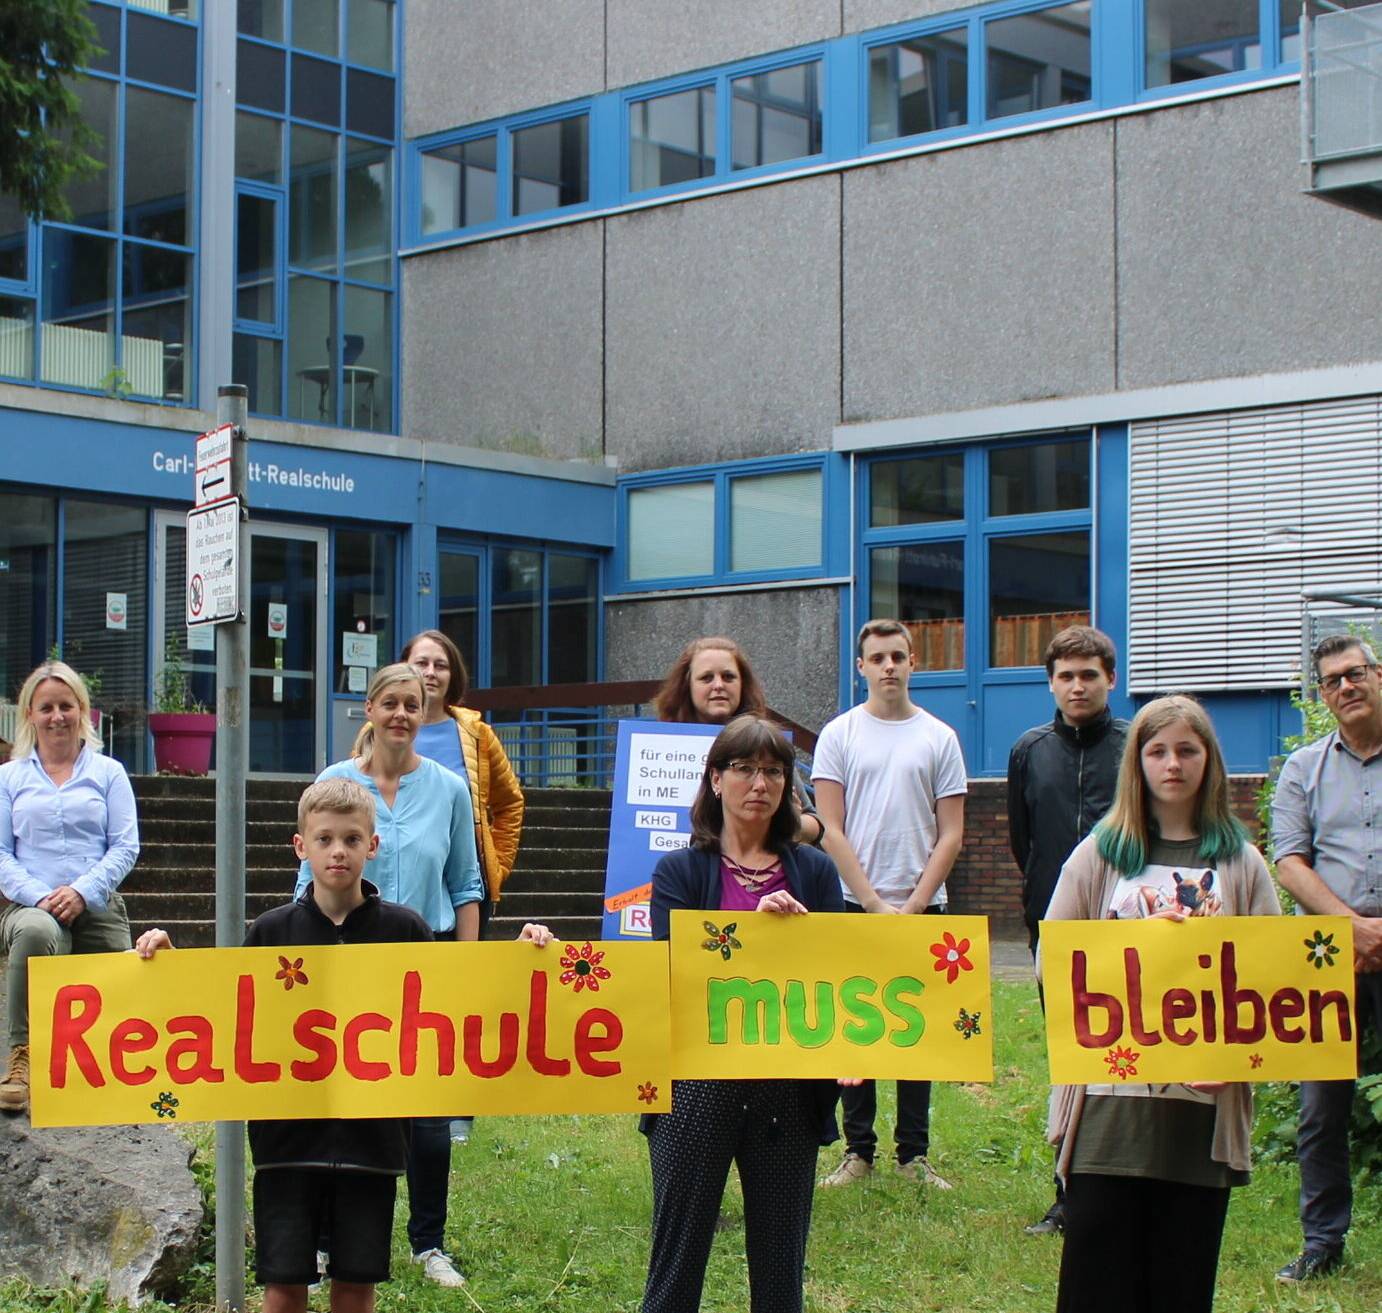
[
  {"left": 0, "top": 661, "right": 139, "bottom": 1114},
  {"left": 298, "top": 662, "right": 482, "bottom": 1288}
]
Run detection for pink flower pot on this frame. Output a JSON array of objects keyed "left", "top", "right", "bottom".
[{"left": 148, "top": 712, "right": 216, "bottom": 775}]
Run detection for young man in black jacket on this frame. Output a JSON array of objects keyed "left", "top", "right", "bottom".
[{"left": 1006, "top": 625, "right": 1127, "bottom": 1236}]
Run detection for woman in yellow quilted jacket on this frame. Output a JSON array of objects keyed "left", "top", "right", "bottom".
[{"left": 400, "top": 629, "right": 525, "bottom": 924}]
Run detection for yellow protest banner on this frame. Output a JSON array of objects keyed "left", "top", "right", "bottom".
[
  {"left": 29, "top": 939, "right": 671, "bottom": 1128},
  {"left": 669, "top": 910, "right": 993, "bottom": 1081},
  {"left": 1041, "top": 916, "right": 1357, "bottom": 1085}
]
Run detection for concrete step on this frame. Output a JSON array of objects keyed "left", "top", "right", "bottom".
[
  {"left": 503, "top": 868, "right": 612, "bottom": 894},
  {"left": 135, "top": 797, "right": 300, "bottom": 824},
  {"left": 521, "top": 805, "right": 612, "bottom": 829},
  {"left": 494, "top": 889, "right": 604, "bottom": 918},
  {"left": 512, "top": 847, "right": 608, "bottom": 874},
  {"left": 137, "top": 818, "right": 296, "bottom": 844},
  {"left": 523, "top": 788, "right": 611, "bottom": 808},
  {"left": 122, "top": 891, "right": 289, "bottom": 922},
  {"left": 486, "top": 914, "right": 603, "bottom": 944},
  {"left": 120, "top": 918, "right": 229, "bottom": 949},
  {"left": 123, "top": 866, "right": 298, "bottom": 894},
  {"left": 130, "top": 844, "right": 295, "bottom": 871}
]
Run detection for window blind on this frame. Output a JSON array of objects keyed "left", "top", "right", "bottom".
[{"left": 1127, "top": 395, "right": 1382, "bottom": 692}]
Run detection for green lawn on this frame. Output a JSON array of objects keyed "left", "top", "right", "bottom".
[{"left": 5, "top": 979, "right": 1377, "bottom": 1311}]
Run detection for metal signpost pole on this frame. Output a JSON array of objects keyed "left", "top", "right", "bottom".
[{"left": 213, "top": 384, "right": 249, "bottom": 1312}]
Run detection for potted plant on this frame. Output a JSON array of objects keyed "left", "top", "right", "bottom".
[{"left": 149, "top": 633, "right": 215, "bottom": 774}]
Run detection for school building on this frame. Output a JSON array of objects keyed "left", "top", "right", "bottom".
[{"left": 2, "top": 0, "right": 1381, "bottom": 780}]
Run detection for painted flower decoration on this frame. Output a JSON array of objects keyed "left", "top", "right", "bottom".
[
  {"left": 1304, "top": 929, "right": 1340, "bottom": 970},
  {"left": 559, "top": 941, "right": 612, "bottom": 992},
  {"left": 701, "top": 920, "right": 742, "bottom": 961},
  {"left": 275, "top": 955, "right": 309, "bottom": 990},
  {"left": 1250, "top": 1053, "right": 1264, "bottom": 1070},
  {"left": 929, "top": 931, "right": 974, "bottom": 984},
  {"left": 637, "top": 1082, "right": 659, "bottom": 1105},
  {"left": 953, "top": 1008, "right": 982, "bottom": 1040},
  {"left": 151, "top": 1091, "right": 180, "bottom": 1119},
  {"left": 1105, "top": 1045, "right": 1140, "bottom": 1081}
]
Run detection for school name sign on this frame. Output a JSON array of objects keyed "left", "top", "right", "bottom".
[
  {"left": 29, "top": 941, "right": 672, "bottom": 1128},
  {"left": 1041, "top": 917, "right": 1357, "bottom": 1085},
  {"left": 670, "top": 911, "right": 994, "bottom": 1081}
]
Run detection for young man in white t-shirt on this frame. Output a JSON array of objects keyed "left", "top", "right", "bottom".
[{"left": 812, "top": 618, "right": 968, "bottom": 1189}]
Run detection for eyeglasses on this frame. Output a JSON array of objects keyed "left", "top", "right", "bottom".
[
  {"left": 1320, "top": 664, "right": 1377, "bottom": 694},
  {"left": 724, "top": 761, "right": 786, "bottom": 783}
]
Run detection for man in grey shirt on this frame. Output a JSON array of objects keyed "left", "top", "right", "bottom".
[{"left": 1270, "top": 634, "right": 1382, "bottom": 1283}]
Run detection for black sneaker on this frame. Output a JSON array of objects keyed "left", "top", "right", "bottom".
[
  {"left": 1275, "top": 1249, "right": 1342, "bottom": 1283},
  {"left": 1024, "top": 1201, "right": 1065, "bottom": 1236}
]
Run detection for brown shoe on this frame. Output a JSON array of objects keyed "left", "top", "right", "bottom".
[{"left": 0, "top": 1044, "right": 30, "bottom": 1114}]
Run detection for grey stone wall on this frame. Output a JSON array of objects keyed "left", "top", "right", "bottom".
[
  {"left": 605, "top": 177, "right": 842, "bottom": 471},
  {"left": 1115, "top": 89, "right": 1382, "bottom": 388},
  {"left": 604, "top": 587, "right": 842, "bottom": 735}
]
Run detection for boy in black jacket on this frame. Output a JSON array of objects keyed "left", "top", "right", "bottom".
[
  {"left": 140, "top": 777, "right": 430, "bottom": 1313},
  {"left": 134, "top": 778, "right": 557, "bottom": 1310}
]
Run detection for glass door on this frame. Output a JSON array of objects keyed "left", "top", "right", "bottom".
[
  {"left": 155, "top": 511, "right": 328, "bottom": 776},
  {"left": 438, "top": 546, "right": 484, "bottom": 686}
]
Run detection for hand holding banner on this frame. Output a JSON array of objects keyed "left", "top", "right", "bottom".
[
  {"left": 1040, "top": 916, "right": 1357, "bottom": 1085},
  {"left": 30, "top": 939, "right": 672, "bottom": 1127},
  {"left": 669, "top": 910, "right": 993, "bottom": 1081}
]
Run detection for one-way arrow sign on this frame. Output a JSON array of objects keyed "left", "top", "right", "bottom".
[
  {"left": 194, "top": 423, "right": 235, "bottom": 508},
  {"left": 198, "top": 465, "right": 229, "bottom": 504}
]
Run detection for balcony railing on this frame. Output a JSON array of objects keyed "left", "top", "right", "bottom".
[{"left": 1303, "top": 1, "right": 1382, "bottom": 214}]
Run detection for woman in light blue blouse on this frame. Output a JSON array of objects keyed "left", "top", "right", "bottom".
[
  {"left": 298, "top": 662, "right": 482, "bottom": 1289},
  {"left": 0, "top": 661, "right": 139, "bottom": 1114}
]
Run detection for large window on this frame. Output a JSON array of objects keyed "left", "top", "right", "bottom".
[
  {"left": 0, "top": 3, "right": 199, "bottom": 402},
  {"left": 864, "top": 436, "right": 1092, "bottom": 672},
  {"left": 731, "top": 61, "right": 822, "bottom": 170},
  {"left": 630, "top": 87, "right": 716, "bottom": 192},
  {"left": 868, "top": 30, "right": 969, "bottom": 143},
  {"left": 231, "top": 0, "right": 399, "bottom": 431},
  {"left": 1145, "top": 0, "right": 1261, "bottom": 87},
  {"left": 621, "top": 459, "right": 828, "bottom": 588},
  {"left": 986, "top": 2, "right": 1092, "bottom": 119}
]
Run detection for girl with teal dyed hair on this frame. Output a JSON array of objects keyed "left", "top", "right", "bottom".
[{"left": 1042, "top": 693, "right": 1280, "bottom": 1313}]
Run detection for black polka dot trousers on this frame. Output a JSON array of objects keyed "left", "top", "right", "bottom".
[{"left": 642, "top": 1078, "right": 820, "bottom": 1313}]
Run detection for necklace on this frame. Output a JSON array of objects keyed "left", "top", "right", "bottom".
[{"left": 722, "top": 852, "right": 780, "bottom": 890}]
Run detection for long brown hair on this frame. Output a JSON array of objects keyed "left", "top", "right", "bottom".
[
  {"left": 1095, "top": 694, "right": 1246, "bottom": 877},
  {"left": 654, "top": 636, "right": 767, "bottom": 724},
  {"left": 400, "top": 628, "right": 469, "bottom": 703},
  {"left": 350, "top": 663, "right": 425, "bottom": 768},
  {"left": 689, "top": 715, "right": 799, "bottom": 852}
]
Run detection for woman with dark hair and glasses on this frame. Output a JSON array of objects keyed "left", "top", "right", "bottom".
[{"left": 639, "top": 714, "right": 848, "bottom": 1313}]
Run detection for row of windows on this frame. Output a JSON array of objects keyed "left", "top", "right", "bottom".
[
  {"left": 412, "top": 0, "right": 1319, "bottom": 244},
  {"left": 231, "top": 3, "right": 399, "bottom": 431},
  {"left": 619, "top": 438, "right": 1093, "bottom": 674},
  {"left": 0, "top": 5, "right": 199, "bottom": 403}
]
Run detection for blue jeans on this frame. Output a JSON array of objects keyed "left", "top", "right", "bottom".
[{"left": 405, "top": 1116, "right": 452, "bottom": 1255}]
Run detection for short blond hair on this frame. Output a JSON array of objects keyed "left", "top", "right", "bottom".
[
  {"left": 11, "top": 662, "right": 101, "bottom": 758},
  {"left": 297, "top": 777, "right": 376, "bottom": 836}
]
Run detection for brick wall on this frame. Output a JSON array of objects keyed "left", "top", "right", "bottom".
[{"left": 948, "top": 775, "right": 1268, "bottom": 935}]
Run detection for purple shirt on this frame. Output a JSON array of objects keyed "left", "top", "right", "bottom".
[{"left": 718, "top": 857, "right": 788, "bottom": 912}]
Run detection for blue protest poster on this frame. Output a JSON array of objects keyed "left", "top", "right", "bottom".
[{"left": 601, "top": 720, "right": 720, "bottom": 940}]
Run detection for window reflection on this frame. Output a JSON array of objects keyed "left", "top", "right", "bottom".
[
  {"left": 868, "top": 30, "right": 969, "bottom": 142},
  {"left": 289, "top": 125, "right": 338, "bottom": 272},
  {"left": 347, "top": 0, "right": 394, "bottom": 71},
  {"left": 630, "top": 86, "right": 716, "bottom": 191},
  {"left": 871, "top": 453, "right": 965, "bottom": 526},
  {"left": 731, "top": 61, "right": 822, "bottom": 169},
  {"left": 293, "top": 0, "right": 339, "bottom": 58},
  {"left": 333, "top": 530, "right": 395, "bottom": 692},
  {"left": 41, "top": 229, "right": 115, "bottom": 391},
  {"left": 124, "top": 88, "right": 194, "bottom": 245},
  {"left": 236, "top": 112, "right": 283, "bottom": 185},
  {"left": 286, "top": 274, "right": 335, "bottom": 421},
  {"left": 238, "top": 0, "right": 284, "bottom": 42},
  {"left": 341, "top": 284, "right": 390, "bottom": 431},
  {"left": 871, "top": 542, "right": 965, "bottom": 671},
  {"left": 122, "top": 243, "right": 191, "bottom": 400},
  {"left": 547, "top": 555, "right": 598, "bottom": 685},
  {"left": 986, "top": 1, "right": 1092, "bottom": 120},
  {"left": 233, "top": 332, "right": 282, "bottom": 414},
  {"left": 989, "top": 532, "right": 1090, "bottom": 667},
  {"left": 344, "top": 140, "right": 392, "bottom": 283},
  {"left": 512, "top": 116, "right": 588, "bottom": 216},
  {"left": 421, "top": 137, "right": 497, "bottom": 233},
  {"left": 62, "top": 78, "right": 118, "bottom": 232},
  {"left": 237, "top": 193, "right": 277, "bottom": 324},
  {"left": 0, "top": 492, "right": 56, "bottom": 698},
  {"left": 988, "top": 440, "right": 1089, "bottom": 516},
  {"left": 1145, "top": 0, "right": 1260, "bottom": 88},
  {"left": 492, "top": 549, "right": 542, "bottom": 686}
]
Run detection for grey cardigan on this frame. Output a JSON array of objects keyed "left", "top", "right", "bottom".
[{"left": 1040, "top": 833, "right": 1282, "bottom": 1180}]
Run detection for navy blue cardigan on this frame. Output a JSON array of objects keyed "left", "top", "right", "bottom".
[{"left": 642, "top": 842, "right": 845, "bottom": 1143}]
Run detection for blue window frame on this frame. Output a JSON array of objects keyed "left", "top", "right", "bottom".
[
  {"left": 0, "top": 1, "right": 200, "bottom": 402},
  {"left": 858, "top": 433, "right": 1096, "bottom": 771},
  {"left": 231, "top": 0, "right": 400, "bottom": 433},
  {"left": 615, "top": 454, "right": 847, "bottom": 592},
  {"left": 407, "top": 1, "right": 1304, "bottom": 249}
]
